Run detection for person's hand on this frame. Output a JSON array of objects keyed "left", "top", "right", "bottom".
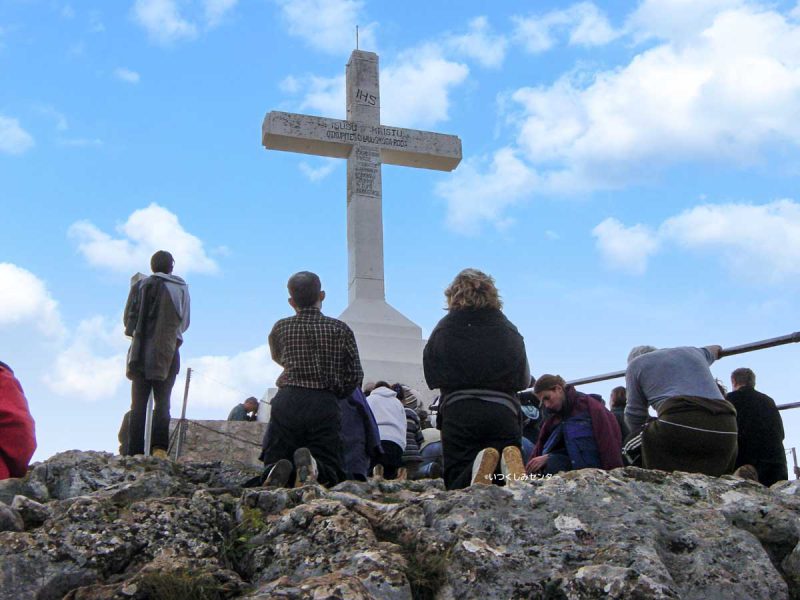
[
  {"left": 527, "top": 454, "right": 549, "bottom": 474},
  {"left": 705, "top": 344, "right": 722, "bottom": 359}
]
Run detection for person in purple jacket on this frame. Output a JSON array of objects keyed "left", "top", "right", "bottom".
[{"left": 527, "top": 374, "right": 622, "bottom": 475}]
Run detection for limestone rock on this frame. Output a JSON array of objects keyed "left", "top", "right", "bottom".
[
  {"left": 0, "top": 502, "right": 23, "bottom": 533},
  {"left": 10, "top": 495, "right": 50, "bottom": 528},
  {"left": 0, "top": 451, "right": 798, "bottom": 599}
]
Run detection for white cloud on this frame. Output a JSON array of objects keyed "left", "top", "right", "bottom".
[
  {"left": 445, "top": 16, "right": 507, "bottom": 69},
  {"left": 35, "top": 105, "right": 68, "bottom": 131},
  {"left": 204, "top": 0, "right": 238, "bottom": 27},
  {"left": 132, "top": 0, "right": 197, "bottom": 44},
  {"left": 0, "top": 115, "right": 34, "bottom": 155},
  {"left": 44, "top": 317, "right": 127, "bottom": 401},
  {"left": 187, "top": 345, "right": 282, "bottom": 409},
  {"left": 61, "top": 4, "right": 75, "bottom": 19},
  {"left": 439, "top": 1, "right": 800, "bottom": 231},
  {"left": 661, "top": 199, "right": 800, "bottom": 281},
  {"left": 289, "top": 46, "right": 468, "bottom": 128},
  {"left": 595, "top": 199, "right": 800, "bottom": 281},
  {"left": 89, "top": 11, "right": 106, "bottom": 33},
  {"left": 299, "top": 158, "right": 337, "bottom": 181},
  {"left": 436, "top": 147, "right": 538, "bottom": 233},
  {"left": 513, "top": 2, "right": 618, "bottom": 54},
  {"left": 69, "top": 203, "right": 219, "bottom": 276},
  {"left": 276, "top": 0, "right": 376, "bottom": 54},
  {"left": 380, "top": 46, "right": 469, "bottom": 128},
  {"left": 510, "top": 4, "right": 800, "bottom": 187},
  {"left": 626, "top": 0, "right": 746, "bottom": 42},
  {"left": 592, "top": 218, "right": 660, "bottom": 275},
  {"left": 297, "top": 74, "right": 345, "bottom": 118},
  {"left": 115, "top": 67, "right": 141, "bottom": 84},
  {"left": 0, "top": 263, "right": 64, "bottom": 337},
  {"left": 58, "top": 137, "right": 104, "bottom": 148}
]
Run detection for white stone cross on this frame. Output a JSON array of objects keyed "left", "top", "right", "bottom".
[{"left": 262, "top": 50, "right": 462, "bottom": 306}]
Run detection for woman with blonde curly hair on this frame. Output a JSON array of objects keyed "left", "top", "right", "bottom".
[{"left": 423, "top": 268, "right": 530, "bottom": 490}]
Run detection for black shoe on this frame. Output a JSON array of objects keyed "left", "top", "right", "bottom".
[
  {"left": 293, "top": 447, "right": 318, "bottom": 487},
  {"left": 264, "top": 459, "right": 293, "bottom": 488}
]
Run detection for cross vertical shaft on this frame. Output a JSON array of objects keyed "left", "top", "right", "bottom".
[{"left": 346, "top": 51, "right": 384, "bottom": 304}]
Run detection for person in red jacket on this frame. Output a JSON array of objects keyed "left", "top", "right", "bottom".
[
  {"left": 527, "top": 374, "right": 622, "bottom": 475},
  {"left": 0, "top": 361, "right": 37, "bottom": 480}
]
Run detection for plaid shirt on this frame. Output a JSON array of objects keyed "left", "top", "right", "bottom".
[{"left": 269, "top": 307, "right": 363, "bottom": 398}]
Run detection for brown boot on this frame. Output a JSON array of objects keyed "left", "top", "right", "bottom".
[
  {"left": 470, "top": 448, "right": 500, "bottom": 486},
  {"left": 501, "top": 446, "right": 526, "bottom": 484}
]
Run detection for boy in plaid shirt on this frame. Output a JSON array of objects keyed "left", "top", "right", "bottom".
[{"left": 260, "top": 271, "right": 363, "bottom": 487}]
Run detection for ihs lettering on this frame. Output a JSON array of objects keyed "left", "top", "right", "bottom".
[{"left": 355, "top": 88, "right": 377, "bottom": 106}]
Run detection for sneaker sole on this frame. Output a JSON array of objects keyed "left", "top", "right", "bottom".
[
  {"left": 501, "top": 447, "right": 526, "bottom": 483},
  {"left": 471, "top": 448, "right": 500, "bottom": 486}
]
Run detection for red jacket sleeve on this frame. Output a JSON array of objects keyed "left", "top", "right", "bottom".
[
  {"left": 0, "top": 366, "right": 37, "bottom": 479},
  {"left": 588, "top": 400, "right": 623, "bottom": 469}
]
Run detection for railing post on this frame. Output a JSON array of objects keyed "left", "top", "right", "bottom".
[
  {"left": 174, "top": 367, "right": 192, "bottom": 460},
  {"left": 143, "top": 390, "right": 154, "bottom": 456}
]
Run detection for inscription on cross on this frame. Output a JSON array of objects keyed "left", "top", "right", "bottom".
[{"left": 262, "top": 50, "right": 462, "bottom": 305}]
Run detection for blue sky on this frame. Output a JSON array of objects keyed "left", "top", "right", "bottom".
[{"left": 2, "top": 0, "right": 800, "bottom": 463}]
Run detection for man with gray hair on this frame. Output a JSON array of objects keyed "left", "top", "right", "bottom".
[
  {"left": 726, "top": 368, "right": 787, "bottom": 486},
  {"left": 625, "top": 344, "right": 738, "bottom": 476}
]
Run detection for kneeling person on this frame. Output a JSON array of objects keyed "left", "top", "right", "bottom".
[
  {"left": 527, "top": 375, "right": 622, "bottom": 475},
  {"left": 260, "top": 272, "right": 363, "bottom": 487},
  {"left": 625, "top": 345, "right": 737, "bottom": 476}
]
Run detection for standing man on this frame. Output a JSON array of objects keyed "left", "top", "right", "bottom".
[
  {"left": 228, "top": 396, "right": 259, "bottom": 421},
  {"left": 124, "top": 250, "right": 190, "bottom": 459},
  {"left": 727, "top": 368, "right": 787, "bottom": 486},
  {"left": 625, "top": 345, "right": 737, "bottom": 476},
  {"left": 261, "top": 271, "right": 363, "bottom": 488}
]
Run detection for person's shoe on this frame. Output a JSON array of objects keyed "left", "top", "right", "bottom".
[
  {"left": 501, "top": 446, "right": 526, "bottom": 484},
  {"left": 397, "top": 467, "right": 408, "bottom": 481},
  {"left": 293, "top": 447, "right": 318, "bottom": 487},
  {"left": 152, "top": 448, "right": 169, "bottom": 460},
  {"left": 427, "top": 461, "right": 443, "bottom": 480},
  {"left": 263, "top": 459, "right": 294, "bottom": 488},
  {"left": 372, "top": 464, "right": 384, "bottom": 480},
  {"left": 470, "top": 448, "right": 500, "bottom": 486},
  {"left": 733, "top": 464, "right": 760, "bottom": 483}
]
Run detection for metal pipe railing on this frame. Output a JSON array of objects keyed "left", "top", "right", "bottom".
[{"left": 522, "top": 331, "right": 800, "bottom": 409}]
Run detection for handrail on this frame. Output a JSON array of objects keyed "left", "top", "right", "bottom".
[{"left": 519, "top": 331, "right": 800, "bottom": 399}]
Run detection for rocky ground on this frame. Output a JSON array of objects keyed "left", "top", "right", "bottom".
[{"left": 0, "top": 451, "right": 799, "bottom": 599}]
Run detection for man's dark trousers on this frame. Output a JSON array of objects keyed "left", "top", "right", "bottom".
[
  {"left": 261, "top": 386, "right": 345, "bottom": 487},
  {"left": 128, "top": 353, "right": 178, "bottom": 455}
]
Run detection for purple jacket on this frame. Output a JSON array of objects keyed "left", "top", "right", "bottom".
[{"left": 530, "top": 386, "right": 622, "bottom": 471}]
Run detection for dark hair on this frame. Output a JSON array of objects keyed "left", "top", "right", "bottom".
[
  {"left": 151, "top": 250, "right": 174, "bottom": 274},
  {"left": 731, "top": 368, "right": 756, "bottom": 388},
  {"left": 391, "top": 383, "right": 405, "bottom": 401},
  {"left": 610, "top": 386, "right": 627, "bottom": 408},
  {"left": 533, "top": 374, "right": 565, "bottom": 394},
  {"left": 244, "top": 396, "right": 258, "bottom": 406},
  {"left": 374, "top": 380, "right": 391, "bottom": 390},
  {"left": 288, "top": 271, "right": 321, "bottom": 308}
]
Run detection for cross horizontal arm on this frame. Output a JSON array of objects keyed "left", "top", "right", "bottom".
[{"left": 262, "top": 111, "right": 462, "bottom": 171}]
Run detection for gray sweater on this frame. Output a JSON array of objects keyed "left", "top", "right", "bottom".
[{"left": 625, "top": 346, "right": 724, "bottom": 432}]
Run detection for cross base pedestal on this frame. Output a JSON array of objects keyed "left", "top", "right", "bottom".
[{"left": 339, "top": 298, "right": 433, "bottom": 405}]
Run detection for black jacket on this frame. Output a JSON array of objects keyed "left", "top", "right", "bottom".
[
  {"left": 423, "top": 307, "right": 529, "bottom": 396},
  {"left": 726, "top": 386, "right": 787, "bottom": 486}
]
